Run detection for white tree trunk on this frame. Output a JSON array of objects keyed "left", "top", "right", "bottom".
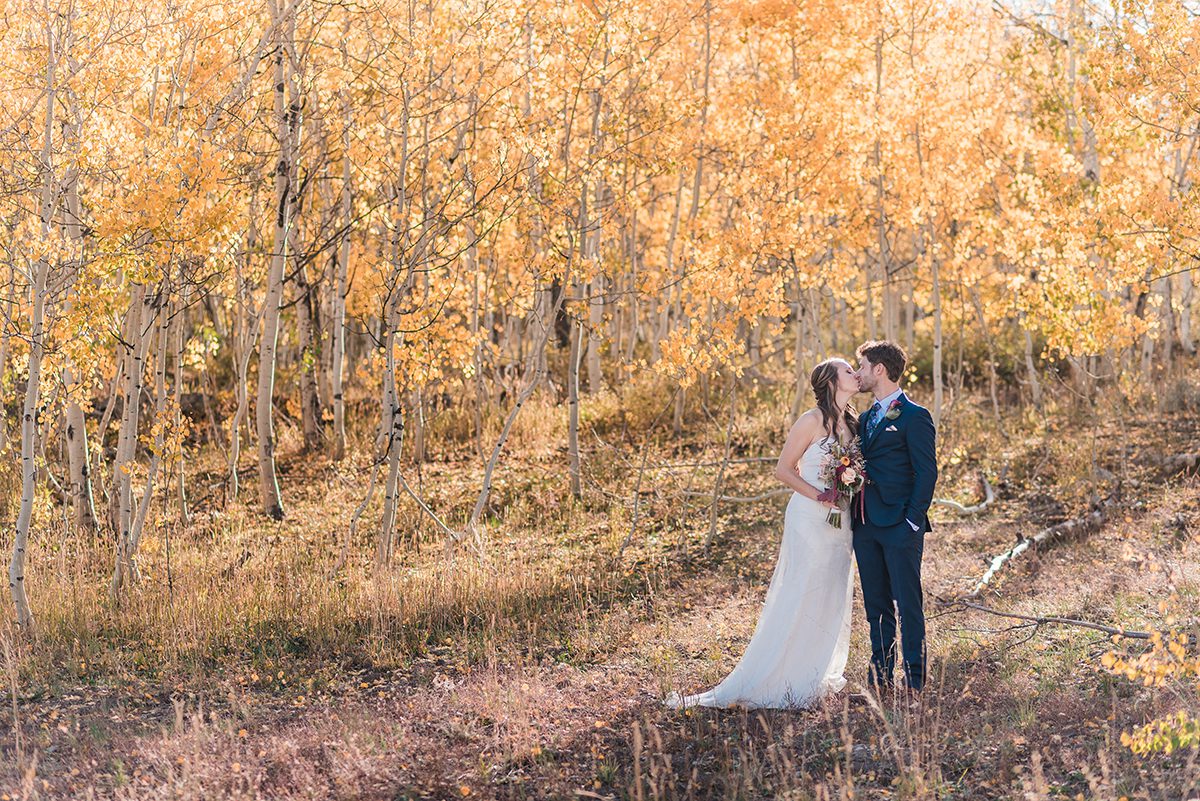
[
  {"left": 1020, "top": 310, "right": 1042, "bottom": 406},
  {"left": 568, "top": 315, "right": 582, "bottom": 498},
  {"left": 931, "top": 251, "right": 944, "bottom": 426},
  {"left": 0, "top": 296, "right": 9, "bottom": 452},
  {"left": 60, "top": 99, "right": 97, "bottom": 533},
  {"left": 63, "top": 372, "right": 98, "bottom": 533},
  {"left": 11, "top": 27, "right": 59, "bottom": 631},
  {"left": 791, "top": 281, "right": 806, "bottom": 418},
  {"left": 466, "top": 262, "right": 574, "bottom": 542},
  {"left": 295, "top": 262, "right": 323, "bottom": 451},
  {"left": 586, "top": 276, "right": 604, "bottom": 393},
  {"left": 255, "top": 0, "right": 295, "bottom": 521},
  {"left": 229, "top": 185, "right": 262, "bottom": 502},
  {"left": 330, "top": 96, "right": 352, "bottom": 461},
  {"left": 869, "top": 24, "right": 886, "bottom": 343},
  {"left": 172, "top": 300, "right": 190, "bottom": 524},
  {"left": 376, "top": 321, "right": 403, "bottom": 566},
  {"left": 654, "top": 174, "right": 686, "bottom": 361},
  {"left": 1180, "top": 270, "right": 1195, "bottom": 355},
  {"left": 125, "top": 312, "right": 170, "bottom": 567},
  {"left": 12, "top": 256, "right": 50, "bottom": 633},
  {"left": 110, "top": 288, "right": 154, "bottom": 599}
]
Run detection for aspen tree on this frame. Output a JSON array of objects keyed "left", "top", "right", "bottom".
[{"left": 256, "top": 0, "right": 299, "bottom": 521}]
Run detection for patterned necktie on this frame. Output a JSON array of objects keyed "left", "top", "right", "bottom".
[{"left": 866, "top": 401, "right": 882, "bottom": 438}]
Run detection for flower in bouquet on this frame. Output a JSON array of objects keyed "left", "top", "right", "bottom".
[{"left": 816, "top": 437, "right": 868, "bottom": 528}]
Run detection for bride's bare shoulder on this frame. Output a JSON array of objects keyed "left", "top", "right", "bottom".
[{"left": 789, "top": 408, "right": 822, "bottom": 432}]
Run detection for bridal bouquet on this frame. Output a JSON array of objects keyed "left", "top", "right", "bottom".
[{"left": 816, "top": 438, "right": 868, "bottom": 528}]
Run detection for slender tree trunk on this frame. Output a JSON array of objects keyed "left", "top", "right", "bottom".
[
  {"left": 904, "top": 280, "right": 915, "bottom": 350},
  {"left": 469, "top": 251, "right": 483, "bottom": 457},
  {"left": 376, "top": 318, "right": 403, "bottom": 566},
  {"left": 375, "top": 91, "right": 414, "bottom": 563},
  {"left": 624, "top": 170, "right": 640, "bottom": 370},
  {"left": 1181, "top": 270, "right": 1196, "bottom": 355},
  {"left": 655, "top": 173, "right": 686, "bottom": 361},
  {"left": 832, "top": 293, "right": 841, "bottom": 354},
  {"left": 110, "top": 287, "right": 154, "bottom": 599},
  {"left": 230, "top": 298, "right": 258, "bottom": 503},
  {"left": 583, "top": 80, "right": 606, "bottom": 393},
  {"left": 1161, "top": 279, "right": 1175, "bottom": 373},
  {"left": 1170, "top": 138, "right": 1196, "bottom": 357},
  {"left": 172, "top": 299, "right": 190, "bottom": 524},
  {"left": 0, "top": 286, "right": 9, "bottom": 452},
  {"left": 883, "top": 272, "right": 896, "bottom": 341},
  {"left": 869, "top": 21, "right": 886, "bottom": 343},
  {"left": 125, "top": 312, "right": 170, "bottom": 567},
  {"left": 331, "top": 96, "right": 352, "bottom": 461},
  {"left": 1064, "top": 0, "right": 1101, "bottom": 184},
  {"left": 92, "top": 349, "right": 122, "bottom": 491},
  {"left": 230, "top": 182, "right": 262, "bottom": 501},
  {"left": 467, "top": 231, "right": 577, "bottom": 543},
  {"left": 931, "top": 250, "right": 943, "bottom": 425},
  {"left": 1021, "top": 311, "right": 1042, "bottom": 407},
  {"left": 791, "top": 279, "right": 805, "bottom": 419},
  {"left": 970, "top": 286, "right": 1001, "bottom": 425},
  {"left": 1140, "top": 285, "right": 1158, "bottom": 376},
  {"left": 568, "top": 315, "right": 582, "bottom": 499},
  {"left": 586, "top": 276, "right": 604, "bottom": 393},
  {"left": 256, "top": 0, "right": 296, "bottom": 521},
  {"left": 295, "top": 264, "right": 323, "bottom": 451},
  {"left": 411, "top": 387, "right": 426, "bottom": 464},
  {"left": 11, "top": 139, "right": 54, "bottom": 630},
  {"left": 57, "top": 78, "right": 98, "bottom": 534},
  {"left": 12, "top": 250, "right": 50, "bottom": 632},
  {"left": 703, "top": 379, "right": 737, "bottom": 549},
  {"left": 63, "top": 371, "right": 97, "bottom": 533}
]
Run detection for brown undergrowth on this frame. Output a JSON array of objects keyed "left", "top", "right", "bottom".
[{"left": 1, "top": 377, "right": 1199, "bottom": 799}]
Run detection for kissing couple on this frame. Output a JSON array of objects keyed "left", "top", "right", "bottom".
[{"left": 666, "top": 340, "right": 938, "bottom": 710}]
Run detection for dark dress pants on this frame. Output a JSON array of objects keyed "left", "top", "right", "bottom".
[{"left": 852, "top": 520, "right": 926, "bottom": 691}]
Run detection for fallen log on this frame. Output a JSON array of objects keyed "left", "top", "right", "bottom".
[
  {"left": 966, "top": 499, "right": 1115, "bottom": 599},
  {"left": 933, "top": 474, "right": 995, "bottom": 515},
  {"left": 1162, "top": 452, "right": 1200, "bottom": 476}
]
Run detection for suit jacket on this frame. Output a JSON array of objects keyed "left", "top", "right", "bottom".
[{"left": 855, "top": 393, "right": 938, "bottom": 532}]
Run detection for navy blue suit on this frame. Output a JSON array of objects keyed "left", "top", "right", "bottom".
[{"left": 851, "top": 392, "right": 938, "bottom": 690}]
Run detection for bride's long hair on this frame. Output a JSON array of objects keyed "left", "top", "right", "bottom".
[{"left": 810, "top": 359, "right": 859, "bottom": 439}]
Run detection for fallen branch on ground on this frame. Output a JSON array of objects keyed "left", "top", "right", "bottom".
[
  {"left": 967, "top": 497, "right": 1116, "bottom": 598},
  {"left": 933, "top": 474, "right": 995, "bottom": 515},
  {"left": 1162, "top": 452, "right": 1200, "bottom": 476},
  {"left": 681, "top": 488, "right": 792, "bottom": 503},
  {"left": 656, "top": 456, "right": 777, "bottom": 469},
  {"left": 940, "top": 597, "right": 1151, "bottom": 640}
]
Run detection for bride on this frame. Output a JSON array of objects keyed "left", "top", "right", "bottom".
[{"left": 665, "top": 358, "right": 861, "bottom": 710}]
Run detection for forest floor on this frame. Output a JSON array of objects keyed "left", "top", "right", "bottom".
[{"left": 2, "top": 385, "right": 1200, "bottom": 800}]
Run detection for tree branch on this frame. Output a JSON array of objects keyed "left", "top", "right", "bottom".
[
  {"left": 941, "top": 598, "right": 1151, "bottom": 640},
  {"left": 933, "top": 474, "right": 994, "bottom": 515}
]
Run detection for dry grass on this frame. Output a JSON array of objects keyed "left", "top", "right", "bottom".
[{"left": 1, "top": 372, "right": 1199, "bottom": 799}]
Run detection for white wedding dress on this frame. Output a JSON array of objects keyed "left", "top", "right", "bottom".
[{"left": 665, "top": 435, "right": 855, "bottom": 710}]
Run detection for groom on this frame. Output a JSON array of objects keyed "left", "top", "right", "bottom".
[{"left": 851, "top": 341, "right": 938, "bottom": 694}]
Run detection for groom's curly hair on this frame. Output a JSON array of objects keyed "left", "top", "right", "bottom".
[{"left": 856, "top": 340, "right": 907, "bottom": 382}]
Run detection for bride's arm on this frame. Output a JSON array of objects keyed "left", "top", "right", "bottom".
[{"left": 773, "top": 412, "right": 835, "bottom": 505}]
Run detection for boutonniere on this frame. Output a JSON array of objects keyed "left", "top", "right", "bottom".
[{"left": 883, "top": 398, "right": 903, "bottom": 420}]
